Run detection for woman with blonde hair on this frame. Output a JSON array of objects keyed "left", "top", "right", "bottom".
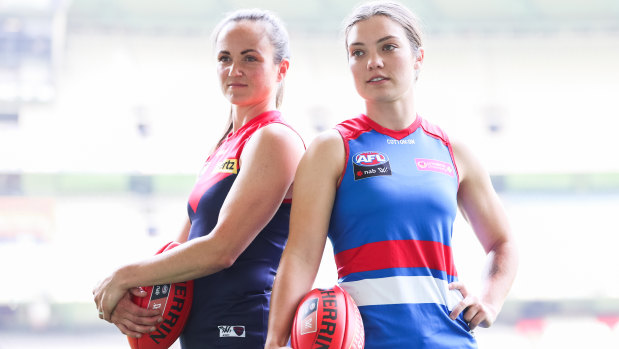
[{"left": 265, "top": 2, "right": 518, "bottom": 348}]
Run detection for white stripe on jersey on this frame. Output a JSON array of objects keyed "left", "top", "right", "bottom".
[{"left": 340, "top": 275, "right": 463, "bottom": 310}]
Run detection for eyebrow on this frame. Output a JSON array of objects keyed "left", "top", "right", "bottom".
[
  {"left": 217, "top": 49, "right": 260, "bottom": 55},
  {"left": 349, "top": 35, "right": 398, "bottom": 47},
  {"left": 377, "top": 35, "right": 397, "bottom": 44}
]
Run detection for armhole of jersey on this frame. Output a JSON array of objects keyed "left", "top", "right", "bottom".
[
  {"left": 281, "top": 122, "right": 305, "bottom": 205},
  {"left": 237, "top": 120, "right": 305, "bottom": 171},
  {"left": 334, "top": 128, "right": 350, "bottom": 189},
  {"left": 271, "top": 121, "right": 307, "bottom": 150},
  {"left": 243, "top": 121, "right": 304, "bottom": 206},
  {"left": 419, "top": 118, "right": 460, "bottom": 188},
  {"left": 446, "top": 141, "right": 460, "bottom": 189},
  {"left": 236, "top": 138, "right": 248, "bottom": 171}
]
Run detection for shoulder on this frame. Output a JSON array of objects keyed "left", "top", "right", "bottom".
[
  {"left": 334, "top": 115, "right": 372, "bottom": 141},
  {"left": 257, "top": 121, "right": 302, "bottom": 141},
  {"left": 247, "top": 122, "right": 304, "bottom": 152},
  {"left": 239, "top": 122, "right": 305, "bottom": 168},
  {"left": 297, "top": 129, "right": 346, "bottom": 181},
  {"left": 450, "top": 138, "right": 488, "bottom": 186},
  {"left": 308, "top": 129, "right": 345, "bottom": 155}
]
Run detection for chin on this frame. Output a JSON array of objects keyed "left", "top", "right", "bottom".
[
  {"left": 227, "top": 95, "right": 249, "bottom": 105},
  {"left": 364, "top": 93, "right": 398, "bottom": 104}
]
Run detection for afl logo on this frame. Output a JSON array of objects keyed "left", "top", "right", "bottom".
[
  {"left": 352, "top": 151, "right": 392, "bottom": 181},
  {"left": 353, "top": 152, "right": 389, "bottom": 166}
]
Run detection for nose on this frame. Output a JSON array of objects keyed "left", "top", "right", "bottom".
[
  {"left": 228, "top": 63, "right": 243, "bottom": 77},
  {"left": 367, "top": 52, "right": 384, "bottom": 70}
]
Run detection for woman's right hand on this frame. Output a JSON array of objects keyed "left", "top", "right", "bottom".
[{"left": 111, "top": 288, "right": 163, "bottom": 338}]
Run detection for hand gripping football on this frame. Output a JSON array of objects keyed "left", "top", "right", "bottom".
[
  {"left": 291, "top": 285, "right": 364, "bottom": 349},
  {"left": 128, "top": 241, "right": 194, "bottom": 349}
]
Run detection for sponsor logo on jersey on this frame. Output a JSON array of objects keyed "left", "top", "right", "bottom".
[
  {"left": 218, "top": 325, "right": 246, "bottom": 337},
  {"left": 353, "top": 151, "right": 389, "bottom": 166},
  {"left": 214, "top": 158, "right": 238, "bottom": 174},
  {"left": 352, "top": 151, "right": 392, "bottom": 180},
  {"left": 415, "top": 158, "right": 455, "bottom": 177},
  {"left": 386, "top": 138, "right": 415, "bottom": 145},
  {"left": 300, "top": 298, "right": 318, "bottom": 335}
]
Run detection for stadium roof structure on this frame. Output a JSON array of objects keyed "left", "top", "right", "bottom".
[{"left": 3, "top": 0, "right": 618, "bottom": 35}]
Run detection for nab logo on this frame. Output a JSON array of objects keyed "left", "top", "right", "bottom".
[
  {"left": 218, "top": 325, "right": 246, "bottom": 338},
  {"left": 352, "top": 151, "right": 392, "bottom": 180},
  {"left": 214, "top": 158, "right": 238, "bottom": 174},
  {"left": 353, "top": 152, "right": 389, "bottom": 166}
]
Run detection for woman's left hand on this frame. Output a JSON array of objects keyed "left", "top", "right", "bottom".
[
  {"left": 93, "top": 271, "right": 127, "bottom": 322},
  {"left": 448, "top": 282, "right": 498, "bottom": 330}
]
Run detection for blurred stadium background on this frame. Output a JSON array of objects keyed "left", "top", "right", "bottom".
[{"left": 1, "top": 0, "right": 619, "bottom": 347}]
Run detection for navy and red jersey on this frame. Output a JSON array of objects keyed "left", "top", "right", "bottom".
[
  {"left": 181, "top": 111, "right": 300, "bottom": 348},
  {"left": 328, "top": 114, "right": 477, "bottom": 348}
]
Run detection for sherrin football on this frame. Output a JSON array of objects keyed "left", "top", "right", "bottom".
[
  {"left": 291, "top": 285, "right": 364, "bottom": 349},
  {"left": 128, "top": 241, "right": 194, "bottom": 349}
]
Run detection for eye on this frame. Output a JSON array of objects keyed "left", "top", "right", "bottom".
[
  {"left": 244, "top": 55, "right": 258, "bottom": 62},
  {"left": 350, "top": 49, "right": 364, "bottom": 58},
  {"left": 383, "top": 43, "right": 397, "bottom": 51},
  {"left": 218, "top": 55, "right": 231, "bottom": 63}
]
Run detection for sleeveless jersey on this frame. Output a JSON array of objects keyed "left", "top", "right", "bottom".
[
  {"left": 182, "top": 111, "right": 299, "bottom": 348},
  {"left": 328, "top": 114, "right": 477, "bottom": 348}
]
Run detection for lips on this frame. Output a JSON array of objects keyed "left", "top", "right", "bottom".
[
  {"left": 227, "top": 80, "right": 248, "bottom": 88},
  {"left": 367, "top": 76, "right": 388, "bottom": 83}
]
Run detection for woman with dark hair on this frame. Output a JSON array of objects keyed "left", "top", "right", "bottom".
[{"left": 93, "top": 9, "right": 304, "bottom": 348}]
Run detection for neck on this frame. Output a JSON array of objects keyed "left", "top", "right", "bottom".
[
  {"left": 231, "top": 99, "right": 276, "bottom": 132},
  {"left": 364, "top": 90, "right": 417, "bottom": 130}
]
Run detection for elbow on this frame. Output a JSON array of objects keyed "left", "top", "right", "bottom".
[
  {"left": 218, "top": 255, "right": 236, "bottom": 270},
  {"left": 201, "top": 228, "right": 242, "bottom": 272},
  {"left": 214, "top": 250, "right": 238, "bottom": 271},
  {"left": 488, "top": 238, "right": 519, "bottom": 272},
  {"left": 193, "top": 247, "right": 238, "bottom": 277},
  {"left": 500, "top": 234, "right": 519, "bottom": 260},
  {"left": 489, "top": 238, "right": 518, "bottom": 261},
  {"left": 193, "top": 236, "right": 239, "bottom": 272},
  {"left": 484, "top": 226, "right": 517, "bottom": 256}
]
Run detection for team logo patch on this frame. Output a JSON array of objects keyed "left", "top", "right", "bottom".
[
  {"left": 300, "top": 298, "right": 318, "bottom": 335},
  {"left": 218, "top": 325, "right": 246, "bottom": 337},
  {"left": 415, "top": 158, "right": 455, "bottom": 177},
  {"left": 214, "top": 158, "right": 238, "bottom": 174},
  {"left": 352, "top": 151, "right": 392, "bottom": 180}
]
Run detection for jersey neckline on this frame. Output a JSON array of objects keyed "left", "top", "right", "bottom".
[
  {"left": 360, "top": 113, "right": 421, "bottom": 140},
  {"left": 226, "top": 110, "right": 281, "bottom": 140}
]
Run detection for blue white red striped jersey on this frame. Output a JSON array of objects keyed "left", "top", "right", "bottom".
[
  {"left": 328, "top": 114, "right": 477, "bottom": 348},
  {"left": 182, "top": 111, "right": 299, "bottom": 348}
]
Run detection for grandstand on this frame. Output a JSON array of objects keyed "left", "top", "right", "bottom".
[{"left": 1, "top": 0, "right": 618, "bottom": 347}]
